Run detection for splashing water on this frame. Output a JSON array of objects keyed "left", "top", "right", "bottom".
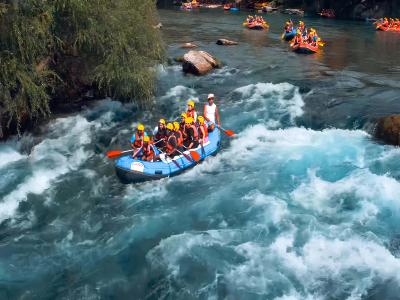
[{"left": 1, "top": 8, "right": 400, "bottom": 300}]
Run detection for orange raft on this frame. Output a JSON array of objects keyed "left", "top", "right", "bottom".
[
  {"left": 376, "top": 24, "right": 400, "bottom": 31},
  {"left": 243, "top": 21, "right": 269, "bottom": 30},
  {"left": 292, "top": 42, "right": 318, "bottom": 54}
]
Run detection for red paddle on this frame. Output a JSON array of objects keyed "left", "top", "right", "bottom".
[
  {"left": 106, "top": 149, "right": 134, "bottom": 159},
  {"left": 189, "top": 150, "right": 201, "bottom": 161},
  {"left": 217, "top": 125, "right": 235, "bottom": 137},
  {"left": 106, "top": 146, "right": 142, "bottom": 159},
  {"left": 177, "top": 149, "right": 200, "bottom": 162}
]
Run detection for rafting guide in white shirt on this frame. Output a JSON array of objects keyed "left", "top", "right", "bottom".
[{"left": 203, "top": 93, "right": 220, "bottom": 131}]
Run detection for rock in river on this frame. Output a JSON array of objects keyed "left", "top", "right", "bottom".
[
  {"left": 182, "top": 50, "right": 221, "bottom": 75},
  {"left": 216, "top": 39, "right": 238, "bottom": 46},
  {"left": 375, "top": 115, "right": 400, "bottom": 146},
  {"left": 180, "top": 42, "right": 198, "bottom": 49}
]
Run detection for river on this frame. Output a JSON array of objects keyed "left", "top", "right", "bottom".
[{"left": 1, "top": 7, "right": 400, "bottom": 299}]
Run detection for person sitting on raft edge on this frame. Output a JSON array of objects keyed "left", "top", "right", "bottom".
[
  {"left": 153, "top": 118, "right": 167, "bottom": 150},
  {"left": 197, "top": 116, "right": 208, "bottom": 144},
  {"left": 140, "top": 136, "right": 155, "bottom": 162},
  {"left": 183, "top": 117, "right": 199, "bottom": 149},
  {"left": 203, "top": 93, "right": 220, "bottom": 131},
  {"left": 130, "top": 123, "right": 148, "bottom": 156},
  {"left": 165, "top": 123, "right": 179, "bottom": 158},
  {"left": 186, "top": 99, "right": 198, "bottom": 121},
  {"left": 173, "top": 121, "right": 184, "bottom": 150}
]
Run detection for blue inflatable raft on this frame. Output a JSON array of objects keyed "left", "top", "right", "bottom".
[
  {"left": 115, "top": 129, "right": 221, "bottom": 183},
  {"left": 230, "top": 7, "right": 239, "bottom": 11},
  {"left": 283, "top": 29, "right": 296, "bottom": 41}
]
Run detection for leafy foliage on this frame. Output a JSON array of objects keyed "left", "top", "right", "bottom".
[{"left": 0, "top": 0, "right": 164, "bottom": 134}]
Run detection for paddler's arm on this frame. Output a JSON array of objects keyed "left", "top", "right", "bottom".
[{"left": 215, "top": 106, "right": 221, "bottom": 127}]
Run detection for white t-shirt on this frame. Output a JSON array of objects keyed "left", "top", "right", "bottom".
[{"left": 204, "top": 103, "right": 217, "bottom": 123}]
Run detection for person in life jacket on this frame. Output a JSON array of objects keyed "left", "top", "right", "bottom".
[
  {"left": 284, "top": 20, "right": 293, "bottom": 32},
  {"left": 382, "top": 17, "right": 389, "bottom": 27},
  {"left": 173, "top": 121, "right": 184, "bottom": 149},
  {"left": 298, "top": 21, "right": 305, "bottom": 33},
  {"left": 183, "top": 117, "right": 199, "bottom": 149},
  {"left": 180, "top": 112, "right": 187, "bottom": 129},
  {"left": 141, "top": 136, "right": 155, "bottom": 162},
  {"left": 292, "top": 30, "right": 303, "bottom": 46},
  {"left": 153, "top": 118, "right": 167, "bottom": 150},
  {"left": 306, "top": 28, "right": 317, "bottom": 46},
  {"left": 203, "top": 93, "right": 220, "bottom": 132},
  {"left": 311, "top": 28, "right": 319, "bottom": 46},
  {"left": 186, "top": 100, "right": 198, "bottom": 121},
  {"left": 165, "top": 123, "right": 178, "bottom": 158},
  {"left": 197, "top": 116, "right": 208, "bottom": 144},
  {"left": 130, "top": 123, "right": 148, "bottom": 151},
  {"left": 394, "top": 18, "right": 399, "bottom": 28}
]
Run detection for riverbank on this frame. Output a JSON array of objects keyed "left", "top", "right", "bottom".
[{"left": 0, "top": 0, "right": 164, "bottom": 141}]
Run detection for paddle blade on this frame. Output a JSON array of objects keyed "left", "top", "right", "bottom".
[
  {"left": 281, "top": 33, "right": 285, "bottom": 40},
  {"left": 190, "top": 151, "right": 201, "bottom": 161},
  {"left": 224, "top": 129, "right": 235, "bottom": 137},
  {"left": 106, "top": 150, "right": 123, "bottom": 159}
]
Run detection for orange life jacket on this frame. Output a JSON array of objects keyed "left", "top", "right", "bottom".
[
  {"left": 186, "top": 109, "right": 197, "bottom": 119},
  {"left": 185, "top": 124, "right": 198, "bottom": 142},
  {"left": 166, "top": 135, "right": 177, "bottom": 152},
  {"left": 198, "top": 123, "right": 208, "bottom": 139},
  {"left": 175, "top": 130, "right": 183, "bottom": 146},
  {"left": 142, "top": 143, "right": 153, "bottom": 156},
  {"left": 133, "top": 132, "right": 144, "bottom": 148}
]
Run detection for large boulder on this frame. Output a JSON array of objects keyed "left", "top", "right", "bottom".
[
  {"left": 182, "top": 50, "right": 220, "bottom": 75},
  {"left": 216, "top": 38, "right": 238, "bottom": 46},
  {"left": 375, "top": 115, "right": 400, "bottom": 146}
]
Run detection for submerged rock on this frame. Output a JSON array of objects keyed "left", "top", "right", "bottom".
[
  {"left": 216, "top": 38, "right": 238, "bottom": 46},
  {"left": 182, "top": 50, "right": 221, "bottom": 75},
  {"left": 180, "top": 42, "right": 197, "bottom": 49},
  {"left": 375, "top": 115, "right": 400, "bottom": 146}
]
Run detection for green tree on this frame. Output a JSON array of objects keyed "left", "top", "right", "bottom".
[{"left": 0, "top": 0, "right": 164, "bottom": 135}]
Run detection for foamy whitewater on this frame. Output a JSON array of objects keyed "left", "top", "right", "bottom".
[{"left": 1, "top": 8, "right": 400, "bottom": 299}]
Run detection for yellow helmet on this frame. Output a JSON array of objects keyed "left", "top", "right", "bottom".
[
  {"left": 166, "top": 123, "right": 173, "bottom": 130},
  {"left": 299, "top": 21, "right": 304, "bottom": 24},
  {"left": 197, "top": 116, "right": 205, "bottom": 124},
  {"left": 159, "top": 118, "right": 166, "bottom": 125},
  {"left": 185, "top": 117, "right": 194, "bottom": 124},
  {"left": 173, "top": 121, "right": 180, "bottom": 131},
  {"left": 180, "top": 112, "right": 187, "bottom": 118},
  {"left": 143, "top": 136, "right": 150, "bottom": 143},
  {"left": 137, "top": 123, "right": 144, "bottom": 131},
  {"left": 187, "top": 100, "right": 195, "bottom": 107}
]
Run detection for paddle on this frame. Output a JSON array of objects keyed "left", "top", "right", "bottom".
[
  {"left": 106, "top": 146, "right": 142, "bottom": 159},
  {"left": 106, "top": 149, "right": 134, "bottom": 159},
  {"left": 216, "top": 124, "right": 235, "bottom": 137},
  {"left": 177, "top": 148, "right": 200, "bottom": 162},
  {"left": 131, "top": 146, "right": 143, "bottom": 159}
]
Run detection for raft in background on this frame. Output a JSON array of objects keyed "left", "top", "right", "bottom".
[
  {"left": 292, "top": 43, "right": 318, "bottom": 54},
  {"left": 244, "top": 21, "right": 269, "bottom": 30},
  {"left": 376, "top": 24, "right": 400, "bottom": 32},
  {"left": 115, "top": 129, "right": 221, "bottom": 183}
]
